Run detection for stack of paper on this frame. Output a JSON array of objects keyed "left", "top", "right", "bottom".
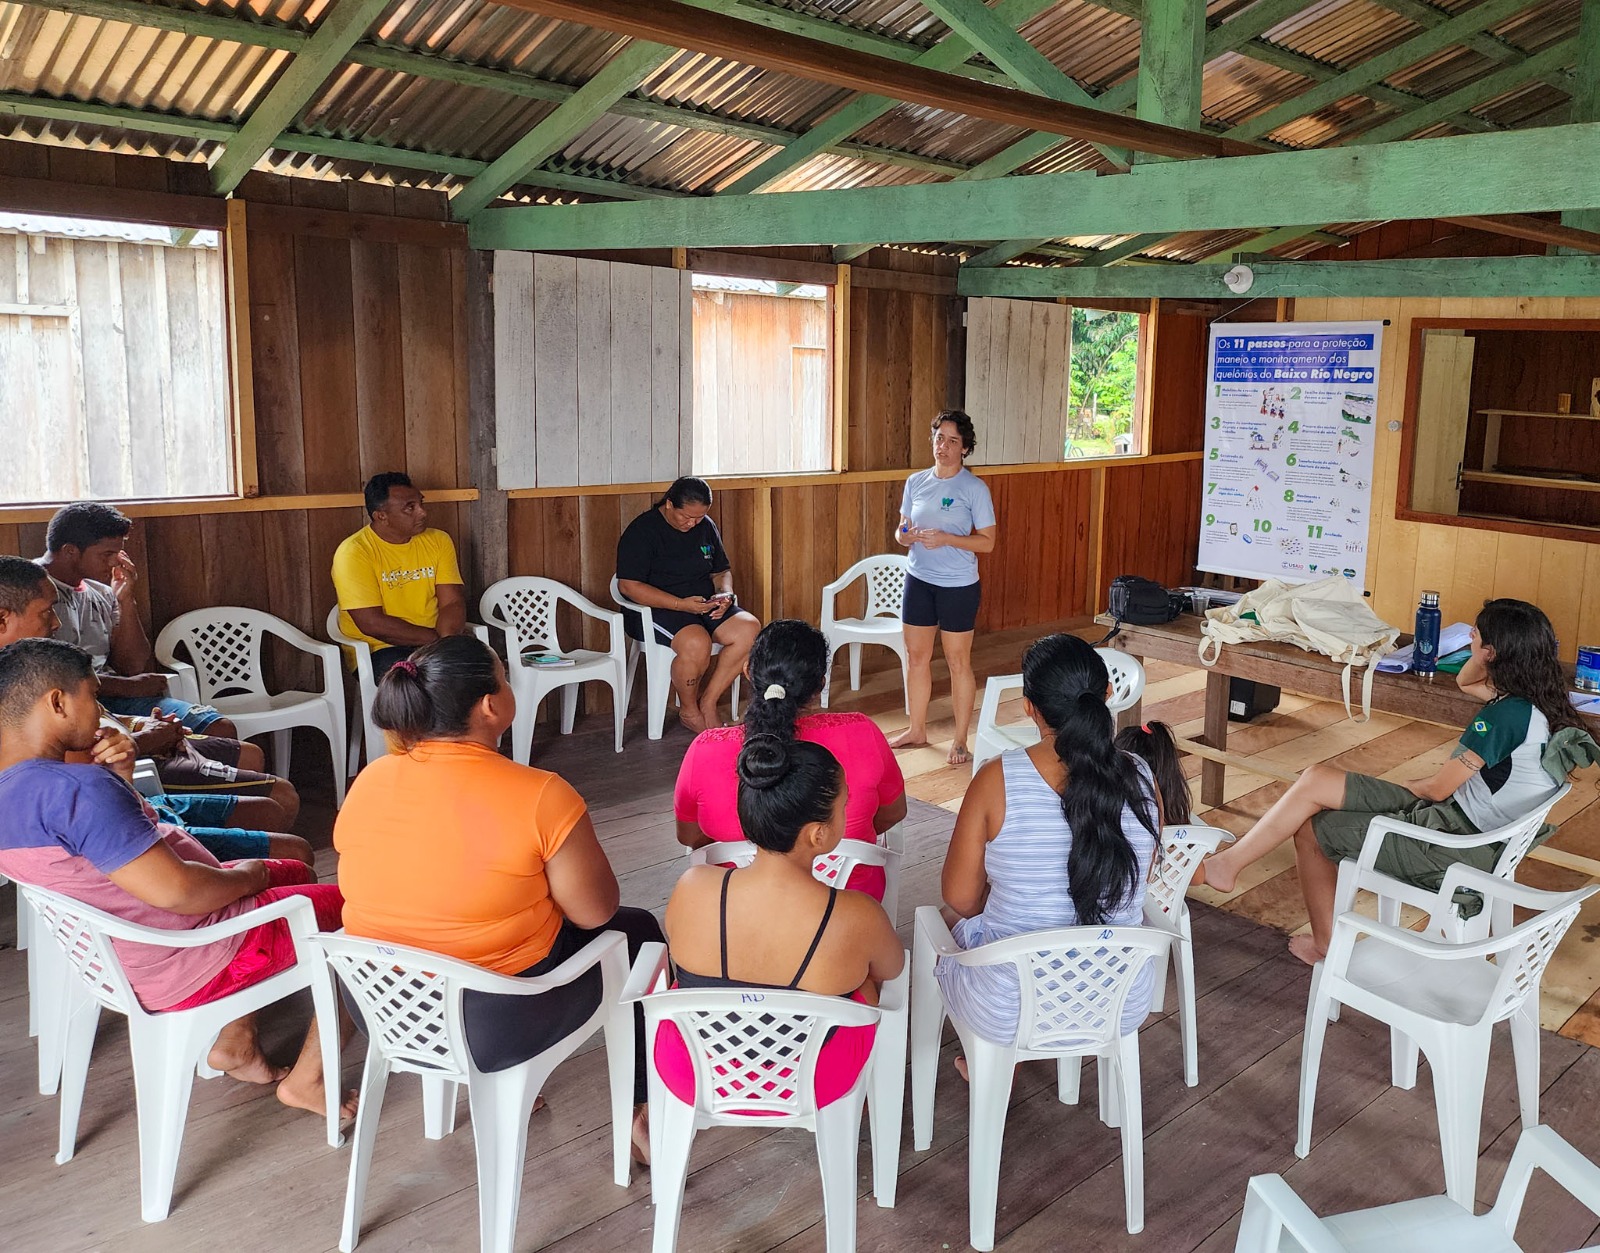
[{"left": 1376, "top": 622, "right": 1474, "bottom": 673}]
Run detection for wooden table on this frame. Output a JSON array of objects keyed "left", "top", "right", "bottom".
[{"left": 1095, "top": 615, "right": 1600, "bottom": 879}]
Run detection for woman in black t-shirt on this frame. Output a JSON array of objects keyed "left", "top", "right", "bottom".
[{"left": 615, "top": 477, "right": 761, "bottom": 733}]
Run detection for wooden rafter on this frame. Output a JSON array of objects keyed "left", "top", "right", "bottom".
[{"left": 485, "top": 0, "right": 1263, "bottom": 161}]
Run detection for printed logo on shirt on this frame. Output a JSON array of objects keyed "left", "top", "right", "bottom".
[
  {"left": 700, "top": 545, "right": 713, "bottom": 559},
  {"left": 1473, "top": 719, "right": 1489, "bottom": 734},
  {"left": 941, "top": 497, "right": 954, "bottom": 509},
  {"left": 380, "top": 566, "right": 436, "bottom": 588}
]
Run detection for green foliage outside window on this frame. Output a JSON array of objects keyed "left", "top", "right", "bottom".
[{"left": 1066, "top": 307, "right": 1139, "bottom": 457}]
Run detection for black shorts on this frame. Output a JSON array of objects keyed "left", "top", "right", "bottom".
[
  {"left": 625, "top": 601, "right": 744, "bottom": 645},
  {"left": 902, "top": 574, "right": 981, "bottom": 633}
]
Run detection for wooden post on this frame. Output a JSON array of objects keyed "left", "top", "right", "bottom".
[
  {"left": 223, "top": 198, "right": 260, "bottom": 498},
  {"left": 755, "top": 484, "right": 774, "bottom": 623},
  {"left": 1200, "top": 671, "right": 1231, "bottom": 807},
  {"left": 466, "top": 249, "right": 508, "bottom": 600},
  {"left": 833, "top": 262, "right": 851, "bottom": 471}
]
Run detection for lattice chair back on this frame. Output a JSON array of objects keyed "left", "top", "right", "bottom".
[
  {"left": 862, "top": 556, "right": 909, "bottom": 619},
  {"left": 642, "top": 987, "right": 880, "bottom": 1121},
  {"left": 315, "top": 933, "right": 478, "bottom": 1083},
  {"left": 1491, "top": 784, "right": 1569, "bottom": 880},
  {"left": 1095, "top": 648, "right": 1147, "bottom": 716},
  {"left": 685, "top": 840, "right": 899, "bottom": 909},
  {"left": 160, "top": 608, "right": 274, "bottom": 702},
  {"left": 482, "top": 577, "right": 564, "bottom": 656},
  {"left": 947, "top": 926, "right": 1171, "bottom": 1053},
  {"left": 1485, "top": 893, "right": 1587, "bottom": 1027},
  {"left": 1145, "top": 825, "right": 1233, "bottom": 927},
  {"left": 19, "top": 886, "right": 138, "bottom": 1018}
]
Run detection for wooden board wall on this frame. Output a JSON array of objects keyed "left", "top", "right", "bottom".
[
  {"left": 847, "top": 283, "right": 953, "bottom": 471},
  {"left": 1295, "top": 296, "right": 1600, "bottom": 660},
  {"left": 963, "top": 297, "right": 1070, "bottom": 466}
]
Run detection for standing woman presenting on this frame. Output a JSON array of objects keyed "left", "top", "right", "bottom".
[{"left": 891, "top": 410, "right": 997, "bottom": 766}]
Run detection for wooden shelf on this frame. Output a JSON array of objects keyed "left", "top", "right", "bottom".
[
  {"left": 1462, "top": 469, "right": 1600, "bottom": 494},
  {"left": 1477, "top": 408, "right": 1600, "bottom": 421}
]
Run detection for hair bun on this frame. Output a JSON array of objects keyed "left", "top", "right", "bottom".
[{"left": 737, "top": 732, "right": 789, "bottom": 790}]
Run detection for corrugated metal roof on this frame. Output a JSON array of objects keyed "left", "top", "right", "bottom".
[{"left": 0, "top": 0, "right": 1587, "bottom": 263}]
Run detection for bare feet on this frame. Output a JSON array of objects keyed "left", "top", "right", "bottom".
[
  {"left": 1287, "top": 935, "right": 1326, "bottom": 967},
  {"left": 1197, "top": 854, "right": 1238, "bottom": 894},
  {"left": 947, "top": 743, "right": 972, "bottom": 768},
  {"left": 677, "top": 707, "right": 709, "bottom": 735},
  {"left": 697, "top": 697, "right": 725, "bottom": 730},
  {"left": 207, "top": 1032, "right": 288, "bottom": 1086},
  {"left": 276, "top": 1073, "right": 359, "bottom": 1121},
  {"left": 631, "top": 1106, "right": 651, "bottom": 1166},
  {"left": 888, "top": 728, "right": 930, "bottom": 750}
]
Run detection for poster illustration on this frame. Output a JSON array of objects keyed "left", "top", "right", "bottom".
[{"left": 1198, "top": 322, "right": 1383, "bottom": 587}]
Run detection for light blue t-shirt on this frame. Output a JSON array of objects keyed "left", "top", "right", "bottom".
[{"left": 900, "top": 467, "right": 996, "bottom": 588}]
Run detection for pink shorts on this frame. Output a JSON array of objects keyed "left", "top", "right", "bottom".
[
  {"left": 164, "top": 867, "right": 343, "bottom": 1013},
  {"left": 652, "top": 988, "right": 876, "bottom": 1111}
]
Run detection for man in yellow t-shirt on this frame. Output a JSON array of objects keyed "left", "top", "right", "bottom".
[{"left": 331, "top": 472, "right": 469, "bottom": 676}]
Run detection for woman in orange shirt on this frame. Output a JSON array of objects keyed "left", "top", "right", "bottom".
[{"left": 334, "top": 634, "right": 663, "bottom": 1161}]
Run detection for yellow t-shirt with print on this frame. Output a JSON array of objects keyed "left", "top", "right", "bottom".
[{"left": 332, "top": 526, "right": 463, "bottom": 649}]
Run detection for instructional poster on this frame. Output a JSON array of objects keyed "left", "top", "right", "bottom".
[{"left": 1198, "top": 321, "right": 1383, "bottom": 587}]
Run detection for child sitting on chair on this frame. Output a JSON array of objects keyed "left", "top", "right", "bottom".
[
  {"left": 1200, "top": 598, "right": 1596, "bottom": 966},
  {"left": 1115, "top": 719, "right": 1192, "bottom": 827}
]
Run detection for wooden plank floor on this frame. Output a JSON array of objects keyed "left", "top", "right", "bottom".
[{"left": 4, "top": 616, "right": 1600, "bottom": 1250}]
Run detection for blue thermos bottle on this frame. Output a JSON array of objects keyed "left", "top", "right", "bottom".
[{"left": 1413, "top": 591, "right": 1441, "bottom": 680}]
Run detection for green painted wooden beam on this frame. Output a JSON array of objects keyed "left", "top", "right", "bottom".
[
  {"left": 1137, "top": 0, "right": 1207, "bottom": 139},
  {"left": 1370, "top": 0, "right": 1574, "bottom": 96},
  {"left": 956, "top": 253, "right": 1600, "bottom": 298},
  {"left": 0, "top": 91, "right": 692, "bottom": 200},
  {"left": 1197, "top": 224, "right": 1335, "bottom": 261},
  {"left": 1563, "top": 0, "right": 1600, "bottom": 237},
  {"left": 1082, "top": 233, "right": 1171, "bottom": 266},
  {"left": 468, "top": 121, "right": 1600, "bottom": 251},
  {"left": 917, "top": 0, "right": 1128, "bottom": 166},
  {"left": 18, "top": 0, "right": 973, "bottom": 184},
  {"left": 209, "top": 0, "right": 392, "bottom": 193},
  {"left": 1355, "top": 36, "right": 1576, "bottom": 142},
  {"left": 719, "top": 0, "right": 1063, "bottom": 196},
  {"left": 965, "top": 237, "right": 1052, "bottom": 267},
  {"left": 449, "top": 40, "right": 675, "bottom": 219},
  {"left": 1225, "top": 0, "right": 1547, "bottom": 142}
]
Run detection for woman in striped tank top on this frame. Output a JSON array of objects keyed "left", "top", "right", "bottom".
[{"left": 936, "top": 634, "right": 1162, "bottom": 1046}]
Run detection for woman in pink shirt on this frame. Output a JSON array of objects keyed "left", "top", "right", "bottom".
[{"left": 673, "top": 619, "right": 907, "bottom": 901}]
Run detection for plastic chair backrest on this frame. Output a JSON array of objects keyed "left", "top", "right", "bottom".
[
  {"left": 315, "top": 933, "right": 477, "bottom": 1082},
  {"left": 642, "top": 985, "right": 879, "bottom": 1120},
  {"left": 947, "top": 925, "right": 1169, "bottom": 1052},
  {"left": 21, "top": 885, "right": 142, "bottom": 1017},
  {"left": 859, "top": 556, "right": 909, "bottom": 619},
  {"left": 685, "top": 839, "right": 895, "bottom": 888},
  {"left": 1485, "top": 893, "right": 1587, "bottom": 1026},
  {"left": 1145, "top": 825, "right": 1232, "bottom": 926},
  {"left": 1096, "top": 648, "right": 1146, "bottom": 715},
  {"left": 157, "top": 608, "right": 273, "bottom": 702},
  {"left": 1490, "top": 784, "right": 1569, "bottom": 880},
  {"left": 482, "top": 577, "right": 564, "bottom": 655}
]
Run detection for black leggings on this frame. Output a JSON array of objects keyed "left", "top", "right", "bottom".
[{"left": 462, "top": 906, "right": 664, "bottom": 1101}]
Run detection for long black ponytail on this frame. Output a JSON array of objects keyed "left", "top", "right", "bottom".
[{"left": 1022, "top": 634, "right": 1157, "bottom": 925}]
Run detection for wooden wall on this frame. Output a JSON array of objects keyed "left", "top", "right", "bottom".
[
  {"left": 846, "top": 281, "right": 953, "bottom": 470},
  {"left": 1295, "top": 296, "right": 1600, "bottom": 660},
  {"left": 964, "top": 297, "right": 1070, "bottom": 466}
]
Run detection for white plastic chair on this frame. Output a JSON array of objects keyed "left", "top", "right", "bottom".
[
  {"left": 326, "top": 607, "right": 491, "bottom": 777},
  {"left": 685, "top": 832, "right": 903, "bottom": 932},
  {"left": 313, "top": 929, "right": 634, "bottom": 1253},
  {"left": 1347, "top": 785, "right": 1570, "bottom": 946},
  {"left": 970, "top": 648, "right": 1146, "bottom": 775},
  {"left": 820, "top": 554, "right": 910, "bottom": 713},
  {"left": 610, "top": 577, "right": 740, "bottom": 741},
  {"left": 480, "top": 577, "right": 628, "bottom": 760},
  {"left": 155, "top": 607, "right": 347, "bottom": 805},
  {"left": 1298, "top": 867, "right": 1594, "bottom": 1208},
  {"left": 1236, "top": 1124, "right": 1600, "bottom": 1253},
  {"left": 1144, "top": 823, "right": 1235, "bottom": 1087},
  {"left": 911, "top": 907, "right": 1172, "bottom": 1247},
  {"left": 20, "top": 884, "right": 343, "bottom": 1222},
  {"left": 624, "top": 941, "right": 908, "bottom": 1252}
]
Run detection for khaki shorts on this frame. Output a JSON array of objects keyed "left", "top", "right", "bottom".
[{"left": 1311, "top": 772, "right": 1495, "bottom": 916}]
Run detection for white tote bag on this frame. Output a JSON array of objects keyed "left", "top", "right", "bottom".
[{"left": 1198, "top": 576, "right": 1399, "bottom": 722}]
